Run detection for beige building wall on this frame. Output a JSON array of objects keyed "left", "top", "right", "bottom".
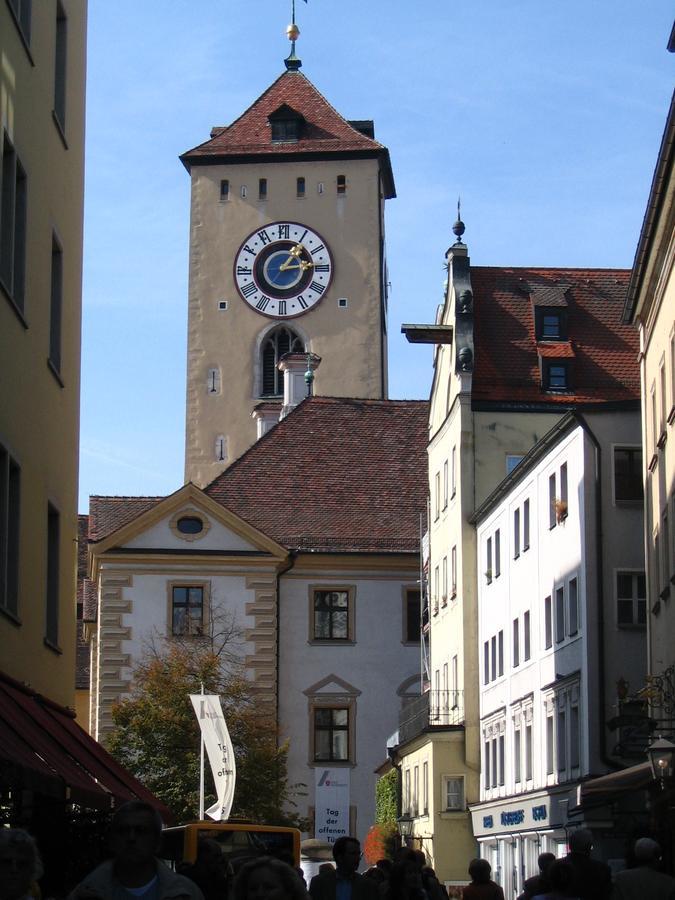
[
  {"left": 0, "top": 1, "right": 87, "bottom": 709},
  {"left": 185, "top": 156, "right": 388, "bottom": 486}
]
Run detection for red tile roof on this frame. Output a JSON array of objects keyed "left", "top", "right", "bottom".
[
  {"left": 206, "top": 397, "right": 428, "bottom": 553},
  {"left": 180, "top": 71, "right": 395, "bottom": 196},
  {"left": 471, "top": 267, "right": 640, "bottom": 404},
  {"left": 88, "top": 496, "right": 164, "bottom": 543}
]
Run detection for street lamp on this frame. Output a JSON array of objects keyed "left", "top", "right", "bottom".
[
  {"left": 397, "top": 814, "right": 414, "bottom": 843},
  {"left": 647, "top": 736, "right": 675, "bottom": 789}
]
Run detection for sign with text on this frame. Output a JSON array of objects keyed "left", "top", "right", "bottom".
[
  {"left": 314, "top": 767, "right": 350, "bottom": 844},
  {"left": 189, "top": 694, "right": 236, "bottom": 821}
]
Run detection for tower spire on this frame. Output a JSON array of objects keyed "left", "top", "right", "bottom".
[{"left": 285, "top": 0, "right": 303, "bottom": 71}]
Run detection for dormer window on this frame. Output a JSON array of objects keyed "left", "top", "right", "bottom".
[
  {"left": 544, "top": 362, "right": 570, "bottom": 392},
  {"left": 268, "top": 104, "right": 305, "bottom": 143},
  {"left": 536, "top": 308, "right": 566, "bottom": 341},
  {"left": 542, "top": 313, "right": 561, "bottom": 339}
]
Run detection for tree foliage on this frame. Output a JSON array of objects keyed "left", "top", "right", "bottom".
[
  {"left": 375, "top": 768, "right": 398, "bottom": 824},
  {"left": 107, "top": 617, "right": 307, "bottom": 827}
]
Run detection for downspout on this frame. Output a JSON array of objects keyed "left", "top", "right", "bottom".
[
  {"left": 378, "top": 173, "right": 386, "bottom": 398},
  {"left": 575, "top": 413, "right": 616, "bottom": 769},
  {"left": 276, "top": 551, "right": 297, "bottom": 729}
]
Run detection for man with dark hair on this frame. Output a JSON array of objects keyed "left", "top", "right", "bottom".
[
  {"left": 309, "top": 838, "right": 378, "bottom": 900},
  {"left": 563, "top": 828, "right": 612, "bottom": 900},
  {"left": 517, "top": 852, "right": 555, "bottom": 900},
  {"left": 69, "top": 800, "right": 204, "bottom": 900},
  {"left": 612, "top": 838, "right": 675, "bottom": 900}
]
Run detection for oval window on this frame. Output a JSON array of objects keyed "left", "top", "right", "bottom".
[{"left": 176, "top": 516, "right": 204, "bottom": 535}]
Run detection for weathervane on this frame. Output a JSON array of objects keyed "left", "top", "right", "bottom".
[{"left": 285, "top": 0, "right": 307, "bottom": 71}]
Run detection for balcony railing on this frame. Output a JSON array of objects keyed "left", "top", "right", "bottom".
[{"left": 398, "top": 690, "right": 464, "bottom": 745}]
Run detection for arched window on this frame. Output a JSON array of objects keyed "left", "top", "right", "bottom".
[{"left": 261, "top": 326, "right": 304, "bottom": 396}]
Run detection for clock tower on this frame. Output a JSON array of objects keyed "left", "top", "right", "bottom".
[{"left": 180, "top": 60, "right": 395, "bottom": 487}]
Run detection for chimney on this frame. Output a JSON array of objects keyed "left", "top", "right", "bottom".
[{"left": 278, "top": 352, "right": 321, "bottom": 419}]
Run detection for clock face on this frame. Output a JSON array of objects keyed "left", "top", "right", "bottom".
[{"left": 233, "top": 222, "right": 334, "bottom": 318}]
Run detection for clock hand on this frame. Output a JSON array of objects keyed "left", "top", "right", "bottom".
[{"left": 279, "top": 243, "right": 310, "bottom": 271}]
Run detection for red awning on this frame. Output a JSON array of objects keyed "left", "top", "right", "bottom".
[
  {"left": 578, "top": 762, "right": 653, "bottom": 803},
  {"left": 0, "top": 670, "right": 171, "bottom": 820}
]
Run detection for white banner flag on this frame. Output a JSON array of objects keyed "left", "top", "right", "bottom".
[
  {"left": 314, "top": 767, "right": 350, "bottom": 844},
  {"left": 190, "top": 694, "right": 236, "bottom": 821}
]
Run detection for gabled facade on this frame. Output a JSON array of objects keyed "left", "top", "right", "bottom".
[
  {"left": 396, "top": 229, "right": 640, "bottom": 885},
  {"left": 84, "top": 397, "right": 428, "bottom": 841},
  {"left": 470, "top": 409, "right": 645, "bottom": 897},
  {"left": 181, "top": 69, "right": 396, "bottom": 485}
]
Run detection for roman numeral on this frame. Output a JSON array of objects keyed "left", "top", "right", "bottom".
[
  {"left": 278, "top": 301, "right": 287, "bottom": 315},
  {"left": 278, "top": 224, "right": 290, "bottom": 239},
  {"left": 256, "top": 296, "right": 270, "bottom": 311},
  {"left": 243, "top": 244, "right": 257, "bottom": 256},
  {"left": 297, "top": 296, "right": 308, "bottom": 309},
  {"left": 310, "top": 281, "right": 325, "bottom": 295},
  {"left": 314, "top": 264, "right": 330, "bottom": 273},
  {"left": 310, "top": 244, "right": 325, "bottom": 256},
  {"left": 237, "top": 266, "right": 252, "bottom": 276},
  {"left": 242, "top": 282, "right": 257, "bottom": 298},
  {"left": 257, "top": 229, "right": 271, "bottom": 245},
  {"left": 297, "top": 229, "right": 308, "bottom": 243}
]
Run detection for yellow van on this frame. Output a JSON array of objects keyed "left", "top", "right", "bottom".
[{"left": 161, "top": 822, "right": 301, "bottom": 872}]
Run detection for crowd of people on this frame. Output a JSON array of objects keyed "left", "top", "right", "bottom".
[{"left": 1, "top": 805, "right": 674, "bottom": 900}]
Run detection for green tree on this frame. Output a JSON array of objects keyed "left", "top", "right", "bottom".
[{"left": 107, "top": 616, "right": 307, "bottom": 826}]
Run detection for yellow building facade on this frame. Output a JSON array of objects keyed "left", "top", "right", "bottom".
[{"left": 0, "top": 0, "right": 87, "bottom": 709}]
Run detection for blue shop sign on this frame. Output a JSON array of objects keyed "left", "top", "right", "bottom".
[
  {"left": 483, "top": 815, "right": 494, "bottom": 829},
  {"left": 500, "top": 809, "right": 525, "bottom": 826},
  {"left": 532, "top": 805, "right": 547, "bottom": 821}
]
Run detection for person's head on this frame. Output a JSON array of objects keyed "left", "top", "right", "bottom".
[
  {"left": 109, "top": 801, "right": 163, "bottom": 868},
  {"left": 546, "top": 860, "right": 576, "bottom": 894},
  {"left": 0, "top": 829, "right": 43, "bottom": 900},
  {"left": 634, "top": 837, "right": 661, "bottom": 866},
  {"left": 375, "top": 858, "right": 393, "bottom": 877},
  {"left": 333, "top": 837, "right": 361, "bottom": 875},
  {"left": 467, "top": 858, "right": 492, "bottom": 885},
  {"left": 363, "top": 867, "right": 386, "bottom": 884},
  {"left": 538, "top": 852, "right": 556, "bottom": 874},
  {"left": 568, "top": 829, "right": 593, "bottom": 856},
  {"left": 233, "top": 856, "right": 307, "bottom": 900},
  {"left": 411, "top": 851, "right": 426, "bottom": 871},
  {"left": 195, "top": 838, "right": 232, "bottom": 878}
]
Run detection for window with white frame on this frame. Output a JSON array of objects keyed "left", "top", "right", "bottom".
[
  {"left": 412, "top": 765, "right": 419, "bottom": 816},
  {"left": 616, "top": 571, "right": 646, "bottom": 627},
  {"left": 442, "top": 556, "right": 448, "bottom": 603},
  {"left": 514, "top": 727, "right": 522, "bottom": 784},
  {"left": 422, "top": 761, "right": 428, "bottom": 813},
  {"left": 549, "top": 473, "right": 556, "bottom": 529},
  {"left": 568, "top": 577, "right": 578, "bottom": 636},
  {"left": 404, "top": 767, "right": 411, "bottom": 814},
  {"left": 434, "top": 471, "right": 440, "bottom": 520},
  {"left": 451, "top": 546, "right": 457, "bottom": 597},
  {"left": 523, "top": 610, "right": 531, "bottom": 661},
  {"left": 544, "top": 595, "right": 552, "bottom": 649},
  {"left": 452, "top": 655, "right": 459, "bottom": 708},
  {"left": 442, "top": 775, "right": 465, "bottom": 811},
  {"left": 523, "top": 498, "right": 530, "bottom": 549},
  {"left": 544, "top": 683, "right": 580, "bottom": 782},
  {"left": 482, "top": 718, "right": 505, "bottom": 792},
  {"left": 514, "top": 508, "right": 520, "bottom": 558},
  {"left": 614, "top": 447, "right": 643, "bottom": 505},
  {"left": 451, "top": 445, "right": 457, "bottom": 497},
  {"left": 495, "top": 529, "right": 501, "bottom": 577},
  {"left": 513, "top": 617, "right": 519, "bottom": 667},
  {"left": 486, "top": 537, "right": 493, "bottom": 583},
  {"left": 443, "top": 460, "right": 448, "bottom": 509},
  {"left": 555, "top": 586, "right": 565, "bottom": 643}
]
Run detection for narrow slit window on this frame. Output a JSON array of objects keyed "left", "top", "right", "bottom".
[
  {"left": 54, "top": 2, "right": 68, "bottom": 131},
  {"left": 258, "top": 178, "right": 267, "bottom": 200},
  {"left": 296, "top": 177, "right": 305, "bottom": 198},
  {"left": 49, "top": 235, "right": 63, "bottom": 372},
  {"left": 220, "top": 179, "right": 230, "bottom": 201},
  {"left": 336, "top": 174, "right": 346, "bottom": 194}
]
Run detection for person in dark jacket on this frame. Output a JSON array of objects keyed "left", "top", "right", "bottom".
[
  {"left": 462, "top": 859, "right": 504, "bottom": 900},
  {"left": 517, "top": 853, "right": 555, "bottom": 900},
  {"left": 563, "top": 830, "right": 612, "bottom": 900},
  {"left": 309, "top": 839, "right": 378, "bottom": 900}
]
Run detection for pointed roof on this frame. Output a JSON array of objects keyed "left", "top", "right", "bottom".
[
  {"left": 180, "top": 70, "right": 395, "bottom": 197},
  {"left": 205, "top": 397, "right": 428, "bottom": 553}
]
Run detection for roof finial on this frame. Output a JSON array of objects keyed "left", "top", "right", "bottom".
[
  {"left": 452, "top": 196, "right": 466, "bottom": 245},
  {"left": 285, "top": 0, "right": 303, "bottom": 71}
]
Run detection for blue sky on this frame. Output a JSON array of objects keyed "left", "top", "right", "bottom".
[{"left": 79, "top": 1, "right": 674, "bottom": 510}]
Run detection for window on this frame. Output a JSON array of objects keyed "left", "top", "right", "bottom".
[
  {"left": 314, "top": 707, "right": 349, "bottom": 761},
  {"left": 498, "top": 735, "right": 505, "bottom": 785},
  {"left": 443, "top": 460, "right": 448, "bottom": 509},
  {"left": 443, "top": 776, "right": 464, "bottom": 810},
  {"left": 546, "top": 714, "right": 554, "bottom": 775},
  {"left": 336, "top": 175, "right": 346, "bottom": 195},
  {"left": 568, "top": 577, "right": 578, "bottom": 636},
  {"left": 560, "top": 462, "right": 568, "bottom": 515},
  {"left": 451, "top": 546, "right": 457, "bottom": 596},
  {"left": 514, "top": 508, "right": 520, "bottom": 558},
  {"left": 484, "top": 742, "right": 490, "bottom": 790},
  {"left": 544, "top": 596, "right": 552, "bottom": 649},
  {"left": 514, "top": 728, "right": 522, "bottom": 783},
  {"left": 442, "top": 556, "right": 447, "bottom": 603},
  {"left": 555, "top": 586, "right": 565, "bottom": 643},
  {"left": 498, "top": 630, "right": 504, "bottom": 677},
  {"left": 549, "top": 474, "right": 556, "bottom": 528},
  {"left": 258, "top": 178, "right": 267, "bottom": 200},
  {"left": 491, "top": 635, "right": 497, "bottom": 681},
  {"left": 570, "top": 705, "right": 580, "bottom": 768},
  {"left": 296, "top": 177, "right": 305, "bottom": 198},
  {"left": 614, "top": 447, "right": 643, "bottom": 505},
  {"left": 546, "top": 363, "right": 569, "bottom": 391},
  {"left": 53, "top": 2, "right": 67, "bottom": 131},
  {"left": 557, "top": 710, "right": 567, "bottom": 773},
  {"left": 433, "top": 566, "right": 439, "bottom": 613},
  {"left": 404, "top": 588, "right": 421, "bottom": 642},
  {"left": 422, "top": 762, "right": 428, "bottom": 814},
  {"left": 45, "top": 503, "right": 60, "bottom": 647},
  {"left": 523, "top": 499, "right": 530, "bottom": 549},
  {"left": 412, "top": 766, "right": 419, "bottom": 816},
  {"left": 483, "top": 641, "right": 489, "bottom": 685},
  {"left": 523, "top": 610, "right": 531, "bottom": 660},
  {"left": 513, "top": 618, "right": 520, "bottom": 667},
  {"left": 7, "top": 0, "right": 32, "bottom": 44},
  {"left": 495, "top": 529, "right": 501, "bottom": 577},
  {"left": 452, "top": 655, "right": 459, "bottom": 708},
  {"left": 451, "top": 446, "right": 457, "bottom": 497},
  {"left": 260, "top": 326, "right": 303, "bottom": 396},
  {"left": 404, "top": 768, "right": 410, "bottom": 814},
  {"left": 220, "top": 179, "right": 230, "bottom": 201},
  {"left": 491, "top": 739, "right": 498, "bottom": 788},
  {"left": 542, "top": 312, "right": 561, "bottom": 339},
  {"left": 486, "top": 537, "right": 492, "bottom": 583},
  {"left": 271, "top": 117, "right": 300, "bottom": 142},
  {"left": 313, "top": 588, "right": 351, "bottom": 640},
  {"left": 49, "top": 235, "right": 63, "bottom": 373},
  {"left": 506, "top": 454, "right": 524, "bottom": 475},
  {"left": 0, "top": 446, "right": 20, "bottom": 617},
  {"left": 176, "top": 516, "right": 203, "bottom": 535},
  {"left": 661, "top": 361, "right": 667, "bottom": 436},
  {"left": 525, "top": 723, "right": 532, "bottom": 780},
  {"left": 0, "top": 132, "right": 27, "bottom": 311},
  {"left": 616, "top": 571, "right": 646, "bottom": 626},
  {"left": 434, "top": 471, "right": 440, "bottom": 519},
  {"left": 171, "top": 585, "right": 204, "bottom": 635}
]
